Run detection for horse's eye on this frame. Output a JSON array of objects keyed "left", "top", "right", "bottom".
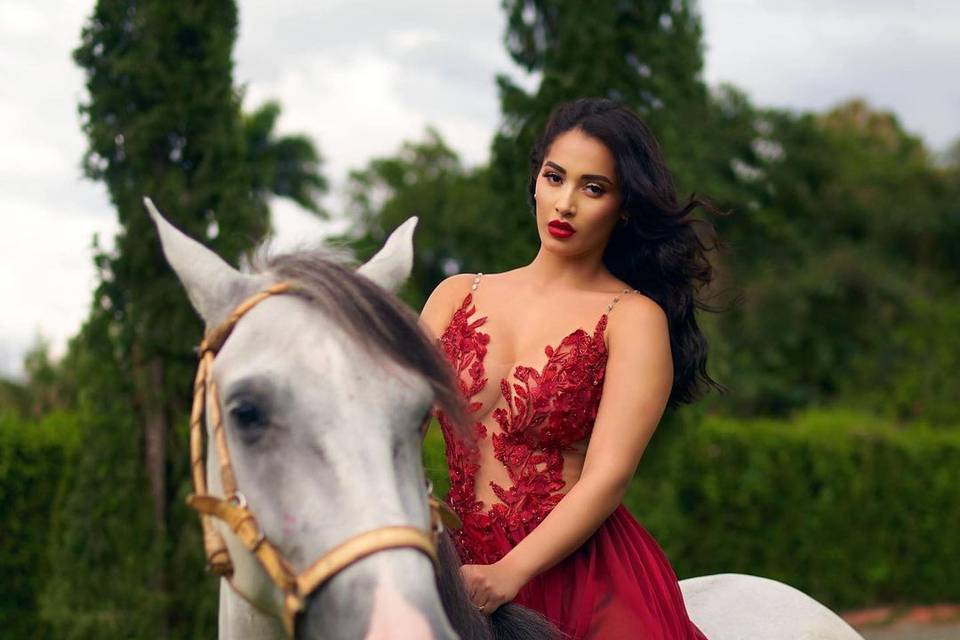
[{"left": 229, "top": 400, "right": 268, "bottom": 443}]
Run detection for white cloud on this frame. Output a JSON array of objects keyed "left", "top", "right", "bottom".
[
  {"left": 0, "top": 195, "right": 117, "bottom": 376},
  {"left": 700, "top": 0, "right": 960, "bottom": 148},
  {"left": 0, "top": 0, "right": 115, "bottom": 378}
]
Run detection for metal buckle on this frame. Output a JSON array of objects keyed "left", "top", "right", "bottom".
[{"left": 227, "top": 492, "right": 248, "bottom": 509}]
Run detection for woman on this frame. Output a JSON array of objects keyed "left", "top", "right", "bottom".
[{"left": 419, "top": 97, "right": 721, "bottom": 640}]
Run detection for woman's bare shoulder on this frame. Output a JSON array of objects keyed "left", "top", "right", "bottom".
[
  {"left": 606, "top": 291, "right": 670, "bottom": 350},
  {"left": 425, "top": 269, "right": 518, "bottom": 303},
  {"left": 431, "top": 273, "right": 478, "bottom": 297},
  {"left": 419, "top": 273, "right": 481, "bottom": 340}
]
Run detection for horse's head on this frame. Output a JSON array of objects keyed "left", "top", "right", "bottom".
[{"left": 146, "top": 198, "right": 459, "bottom": 639}]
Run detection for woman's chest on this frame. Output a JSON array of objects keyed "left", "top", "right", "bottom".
[{"left": 439, "top": 293, "right": 609, "bottom": 446}]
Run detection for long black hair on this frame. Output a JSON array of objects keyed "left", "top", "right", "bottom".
[{"left": 528, "top": 97, "right": 727, "bottom": 408}]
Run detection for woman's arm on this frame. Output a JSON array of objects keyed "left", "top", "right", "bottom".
[{"left": 462, "top": 293, "right": 673, "bottom": 611}]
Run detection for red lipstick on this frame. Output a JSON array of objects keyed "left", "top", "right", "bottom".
[{"left": 548, "top": 220, "right": 576, "bottom": 238}]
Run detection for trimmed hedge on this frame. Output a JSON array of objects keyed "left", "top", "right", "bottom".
[
  {"left": 423, "top": 408, "right": 960, "bottom": 609},
  {"left": 0, "top": 411, "right": 79, "bottom": 638},
  {"left": 5, "top": 407, "right": 957, "bottom": 631}
]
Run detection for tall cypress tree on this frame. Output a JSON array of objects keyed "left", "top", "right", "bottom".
[{"left": 43, "top": 2, "right": 325, "bottom": 636}]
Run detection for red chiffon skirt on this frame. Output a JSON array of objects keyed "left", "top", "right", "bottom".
[{"left": 510, "top": 505, "right": 707, "bottom": 640}]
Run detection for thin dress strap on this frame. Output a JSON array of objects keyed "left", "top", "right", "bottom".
[
  {"left": 605, "top": 287, "right": 635, "bottom": 314},
  {"left": 470, "top": 272, "right": 484, "bottom": 292}
]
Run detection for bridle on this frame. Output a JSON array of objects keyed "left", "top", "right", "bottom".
[{"left": 185, "top": 282, "right": 460, "bottom": 636}]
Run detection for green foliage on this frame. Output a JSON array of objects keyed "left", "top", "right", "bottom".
[
  {"left": 244, "top": 100, "right": 328, "bottom": 216},
  {"left": 634, "top": 408, "right": 960, "bottom": 608},
  {"left": 0, "top": 411, "right": 79, "bottom": 638},
  {"left": 339, "top": 128, "right": 529, "bottom": 309},
  {"left": 0, "top": 338, "right": 77, "bottom": 420},
  {"left": 422, "top": 419, "right": 450, "bottom": 499},
  {"left": 700, "top": 98, "right": 960, "bottom": 422},
  {"left": 845, "top": 295, "right": 960, "bottom": 425},
  {"left": 424, "top": 408, "right": 960, "bottom": 609},
  {"left": 38, "top": 296, "right": 177, "bottom": 638},
  {"left": 0, "top": 378, "right": 31, "bottom": 418}
]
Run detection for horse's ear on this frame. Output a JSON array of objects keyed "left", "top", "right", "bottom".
[
  {"left": 144, "top": 197, "right": 261, "bottom": 328},
  {"left": 356, "top": 216, "right": 418, "bottom": 292}
]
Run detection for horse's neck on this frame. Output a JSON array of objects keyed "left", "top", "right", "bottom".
[{"left": 219, "top": 579, "right": 286, "bottom": 640}]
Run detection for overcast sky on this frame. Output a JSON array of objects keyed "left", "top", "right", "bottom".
[{"left": 1, "top": 0, "right": 958, "bottom": 379}]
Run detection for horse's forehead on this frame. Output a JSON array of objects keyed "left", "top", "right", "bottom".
[
  {"left": 223, "top": 295, "right": 354, "bottom": 352},
  {"left": 212, "top": 295, "right": 430, "bottom": 402}
]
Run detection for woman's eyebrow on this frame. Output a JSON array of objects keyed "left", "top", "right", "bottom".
[
  {"left": 545, "top": 160, "right": 614, "bottom": 185},
  {"left": 582, "top": 173, "right": 614, "bottom": 185}
]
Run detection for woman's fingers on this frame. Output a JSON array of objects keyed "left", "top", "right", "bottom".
[{"left": 461, "top": 563, "right": 500, "bottom": 613}]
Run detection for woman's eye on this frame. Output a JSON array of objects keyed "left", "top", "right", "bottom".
[
  {"left": 585, "top": 183, "right": 604, "bottom": 196},
  {"left": 543, "top": 171, "right": 562, "bottom": 184},
  {"left": 229, "top": 401, "right": 268, "bottom": 442}
]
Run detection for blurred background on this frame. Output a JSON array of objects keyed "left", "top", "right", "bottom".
[{"left": 1, "top": 1, "right": 957, "bottom": 638}]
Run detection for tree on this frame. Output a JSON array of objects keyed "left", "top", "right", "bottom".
[
  {"left": 43, "top": 2, "right": 326, "bottom": 636},
  {"left": 698, "top": 98, "right": 960, "bottom": 420},
  {"left": 340, "top": 128, "right": 523, "bottom": 308}
]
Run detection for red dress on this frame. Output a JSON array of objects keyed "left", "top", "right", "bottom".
[{"left": 433, "top": 275, "right": 707, "bottom": 640}]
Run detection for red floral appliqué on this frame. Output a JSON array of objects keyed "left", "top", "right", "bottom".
[{"left": 433, "top": 291, "right": 609, "bottom": 565}]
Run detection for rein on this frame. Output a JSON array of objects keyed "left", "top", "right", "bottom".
[{"left": 186, "top": 282, "right": 460, "bottom": 636}]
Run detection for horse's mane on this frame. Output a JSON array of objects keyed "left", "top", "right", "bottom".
[{"left": 250, "top": 245, "right": 464, "bottom": 426}]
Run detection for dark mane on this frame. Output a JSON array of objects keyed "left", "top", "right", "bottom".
[{"left": 258, "top": 247, "right": 464, "bottom": 425}]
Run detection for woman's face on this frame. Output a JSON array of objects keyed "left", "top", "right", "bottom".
[{"left": 533, "top": 127, "right": 622, "bottom": 256}]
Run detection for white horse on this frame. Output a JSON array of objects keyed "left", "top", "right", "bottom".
[{"left": 147, "top": 199, "right": 863, "bottom": 640}]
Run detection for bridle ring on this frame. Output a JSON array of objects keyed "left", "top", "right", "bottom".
[{"left": 227, "top": 492, "right": 248, "bottom": 509}]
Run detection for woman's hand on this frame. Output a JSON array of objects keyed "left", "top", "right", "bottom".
[{"left": 460, "top": 559, "right": 528, "bottom": 615}]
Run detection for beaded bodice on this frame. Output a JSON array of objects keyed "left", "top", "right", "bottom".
[{"left": 433, "top": 273, "right": 632, "bottom": 564}]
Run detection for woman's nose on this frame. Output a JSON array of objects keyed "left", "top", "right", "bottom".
[{"left": 554, "top": 185, "right": 576, "bottom": 215}]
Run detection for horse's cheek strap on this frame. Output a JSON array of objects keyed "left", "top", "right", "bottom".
[
  {"left": 189, "top": 354, "right": 233, "bottom": 575},
  {"left": 188, "top": 494, "right": 297, "bottom": 591}
]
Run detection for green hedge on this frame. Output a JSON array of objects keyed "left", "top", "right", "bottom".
[
  {"left": 0, "top": 411, "right": 79, "bottom": 638},
  {"left": 423, "top": 407, "right": 960, "bottom": 609},
  {"left": 5, "top": 407, "right": 957, "bottom": 632}
]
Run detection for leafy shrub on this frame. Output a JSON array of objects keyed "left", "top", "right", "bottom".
[{"left": 0, "top": 411, "right": 79, "bottom": 638}]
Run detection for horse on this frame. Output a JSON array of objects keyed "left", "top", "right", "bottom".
[
  {"left": 147, "top": 198, "right": 864, "bottom": 640},
  {"left": 146, "top": 198, "right": 560, "bottom": 640}
]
